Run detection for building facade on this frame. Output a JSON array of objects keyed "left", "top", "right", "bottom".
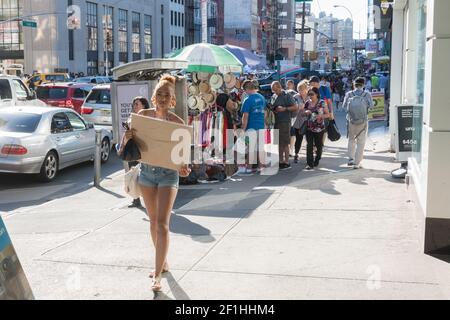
[
  {"left": 223, "top": 0, "right": 261, "bottom": 52},
  {"left": 170, "top": 0, "right": 185, "bottom": 52},
  {"left": 193, "top": 0, "right": 222, "bottom": 45},
  {"left": 389, "top": 0, "right": 450, "bottom": 253},
  {"left": 0, "top": 0, "right": 172, "bottom": 76}
]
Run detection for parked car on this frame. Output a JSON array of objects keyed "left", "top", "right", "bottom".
[
  {"left": 73, "top": 76, "right": 111, "bottom": 85},
  {"left": 80, "top": 84, "right": 112, "bottom": 130},
  {"left": 36, "top": 82, "right": 94, "bottom": 114},
  {"left": 0, "top": 106, "right": 112, "bottom": 182},
  {"left": 26, "top": 73, "right": 70, "bottom": 87},
  {"left": 0, "top": 75, "right": 47, "bottom": 107}
]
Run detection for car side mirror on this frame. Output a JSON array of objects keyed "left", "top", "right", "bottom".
[{"left": 87, "top": 123, "right": 94, "bottom": 129}]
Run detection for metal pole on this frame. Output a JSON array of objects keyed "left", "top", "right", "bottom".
[
  {"left": 299, "top": 1, "right": 306, "bottom": 67},
  {"left": 94, "top": 130, "right": 102, "bottom": 187}
]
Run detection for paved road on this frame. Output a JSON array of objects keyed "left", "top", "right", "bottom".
[{"left": 0, "top": 153, "right": 124, "bottom": 213}]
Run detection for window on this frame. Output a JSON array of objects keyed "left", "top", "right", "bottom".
[
  {"left": 86, "top": 89, "right": 111, "bottom": 104},
  {"left": 0, "top": 79, "right": 13, "bottom": 100},
  {"left": 144, "top": 15, "right": 152, "bottom": 57},
  {"left": 87, "top": 2, "right": 98, "bottom": 51},
  {"left": 0, "top": 112, "right": 42, "bottom": 133},
  {"left": 171, "top": 11, "right": 174, "bottom": 25},
  {"left": 12, "top": 79, "right": 28, "bottom": 99},
  {"left": 119, "top": 9, "right": 128, "bottom": 54},
  {"left": 36, "top": 87, "right": 68, "bottom": 100},
  {"left": 104, "top": 6, "right": 114, "bottom": 52},
  {"left": 46, "top": 75, "right": 66, "bottom": 82},
  {"left": 0, "top": 0, "right": 24, "bottom": 52},
  {"left": 66, "top": 112, "right": 86, "bottom": 131},
  {"left": 51, "top": 113, "right": 72, "bottom": 134},
  {"left": 132, "top": 12, "right": 141, "bottom": 54}
]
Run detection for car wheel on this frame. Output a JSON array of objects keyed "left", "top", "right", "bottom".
[
  {"left": 101, "top": 138, "right": 110, "bottom": 163},
  {"left": 38, "top": 151, "right": 58, "bottom": 182}
]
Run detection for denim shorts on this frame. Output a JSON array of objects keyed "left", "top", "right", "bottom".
[{"left": 139, "top": 164, "right": 179, "bottom": 189}]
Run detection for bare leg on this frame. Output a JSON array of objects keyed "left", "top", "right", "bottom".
[
  {"left": 154, "top": 187, "right": 178, "bottom": 279},
  {"left": 140, "top": 185, "right": 168, "bottom": 277}
]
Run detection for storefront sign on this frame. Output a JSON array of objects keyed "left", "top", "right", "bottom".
[
  {"left": 0, "top": 216, "right": 34, "bottom": 300},
  {"left": 111, "top": 82, "right": 153, "bottom": 144},
  {"left": 396, "top": 105, "right": 423, "bottom": 162},
  {"left": 369, "top": 91, "right": 386, "bottom": 120}
]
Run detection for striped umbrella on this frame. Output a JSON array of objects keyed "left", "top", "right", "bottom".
[{"left": 169, "top": 43, "right": 243, "bottom": 74}]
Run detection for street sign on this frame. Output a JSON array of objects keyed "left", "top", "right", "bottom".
[
  {"left": 294, "top": 28, "right": 311, "bottom": 34},
  {"left": 326, "top": 39, "right": 338, "bottom": 44},
  {"left": 21, "top": 21, "right": 37, "bottom": 28}
]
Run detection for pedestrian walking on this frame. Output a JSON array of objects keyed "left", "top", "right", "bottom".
[
  {"left": 119, "top": 75, "right": 191, "bottom": 292},
  {"left": 303, "top": 87, "right": 331, "bottom": 170},
  {"left": 342, "top": 77, "right": 374, "bottom": 169},
  {"left": 126, "top": 97, "right": 150, "bottom": 208},
  {"left": 269, "top": 81, "right": 298, "bottom": 170},
  {"left": 292, "top": 80, "right": 309, "bottom": 164}
]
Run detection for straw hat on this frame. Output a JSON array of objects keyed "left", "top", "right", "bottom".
[
  {"left": 235, "top": 78, "right": 242, "bottom": 89},
  {"left": 203, "top": 92, "right": 216, "bottom": 105},
  {"left": 197, "top": 97, "right": 206, "bottom": 112},
  {"left": 188, "top": 96, "right": 199, "bottom": 110},
  {"left": 192, "top": 73, "right": 200, "bottom": 84},
  {"left": 199, "top": 81, "right": 211, "bottom": 94},
  {"left": 225, "top": 75, "right": 237, "bottom": 89},
  {"left": 188, "top": 84, "right": 199, "bottom": 95},
  {"left": 198, "top": 72, "right": 210, "bottom": 81},
  {"left": 209, "top": 74, "right": 223, "bottom": 89}
]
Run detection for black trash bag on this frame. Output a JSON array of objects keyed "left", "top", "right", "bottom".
[
  {"left": 327, "top": 119, "right": 341, "bottom": 142},
  {"left": 119, "top": 139, "right": 141, "bottom": 162}
]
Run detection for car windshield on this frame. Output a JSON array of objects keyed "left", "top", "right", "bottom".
[
  {"left": 36, "top": 87, "right": 68, "bottom": 100},
  {"left": 46, "top": 75, "right": 67, "bottom": 82},
  {"left": 85, "top": 89, "right": 110, "bottom": 104},
  {"left": 0, "top": 112, "right": 42, "bottom": 133}
]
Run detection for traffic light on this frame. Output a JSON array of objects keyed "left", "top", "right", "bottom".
[
  {"left": 332, "top": 57, "right": 337, "bottom": 70},
  {"left": 262, "top": 21, "right": 266, "bottom": 32}
]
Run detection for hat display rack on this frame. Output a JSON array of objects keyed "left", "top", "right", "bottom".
[{"left": 187, "top": 71, "right": 242, "bottom": 115}]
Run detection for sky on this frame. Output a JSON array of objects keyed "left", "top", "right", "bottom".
[{"left": 310, "top": 0, "right": 368, "bottom": 39}]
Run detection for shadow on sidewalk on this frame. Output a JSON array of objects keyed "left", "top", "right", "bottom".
[
  {"left": 170, "top": 213, "right": 216, "bottom": 243},
  {"left": 153, "top": 272, "right": 191, "bottom": 300}
]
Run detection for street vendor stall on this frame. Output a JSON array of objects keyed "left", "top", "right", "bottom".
[{"left": 168, "top": 43, "right": 244, "bottom": 180}]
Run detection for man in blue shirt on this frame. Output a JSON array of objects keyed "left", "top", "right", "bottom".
[
  {"left": 310, "top": 76, "right": 333, "bottom": 118},
  {"left": 239, "top": 80, "right": 267, "bottom": 174}
]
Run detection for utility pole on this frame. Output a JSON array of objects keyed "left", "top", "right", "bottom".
[{"left": 299, "top": 1, "right": 306, "bottom": 68}]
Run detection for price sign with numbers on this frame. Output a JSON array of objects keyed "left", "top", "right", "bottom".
[{"left": 396, "top": 105, "right": 423, "bottom": 162}]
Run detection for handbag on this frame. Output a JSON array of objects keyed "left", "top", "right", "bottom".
[
  {"left": 124, "top": 163, "right": 141, "bottom": 199},
  {"left": 327, "top": 119, "right": 341, "bottom": 142},
  {"left": 299, "top": 120, "right": 308, "bottom": 136},
  {"left": 119, "top": 138, "right": 141, "bottom": 162}
]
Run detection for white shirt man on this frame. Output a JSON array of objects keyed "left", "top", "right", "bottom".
[{"left": 342, "top": 77, "right": 374, "bottom": 169}]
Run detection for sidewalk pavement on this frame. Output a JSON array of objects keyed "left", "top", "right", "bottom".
[{"left": 3, "top": 112, "right": 450, "bottom": 300}]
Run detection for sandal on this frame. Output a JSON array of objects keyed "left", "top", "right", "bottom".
[
  {"left": 152, "top": 275, "right": 163, "bottom": 292},
  {"left": 149, "top": 263, "right": 169, "bottom": 278}
]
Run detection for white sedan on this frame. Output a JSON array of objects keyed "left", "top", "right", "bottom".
[{"left": 0, "top": 106, "right": 112, "bottom": 182}]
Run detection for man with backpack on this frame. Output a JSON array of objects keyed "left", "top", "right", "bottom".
[{"left": 343, "top": 77, "right": 374, "bottom": 169}]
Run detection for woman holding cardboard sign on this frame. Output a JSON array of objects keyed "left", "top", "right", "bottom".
[{"left": 122, "top": 75, "right": 191, "bottom": 292}]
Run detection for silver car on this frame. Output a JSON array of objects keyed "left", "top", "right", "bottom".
[
  {"left": 0, "top": 106, "right": 112, "bottom": 182},
  {"left": 80, "top": 84, "right": 112, "bottom": 130}
]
